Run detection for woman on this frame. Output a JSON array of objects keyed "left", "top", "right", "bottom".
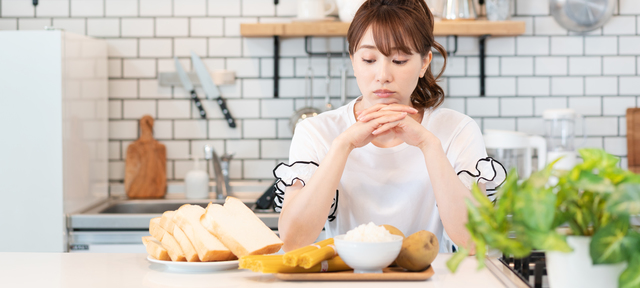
[{"left": 274, "top": 0, "right": 503, "bottom": 253}]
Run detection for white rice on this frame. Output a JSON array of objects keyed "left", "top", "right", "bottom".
[{"left": 344, "top": 222, "right": 395, "bottom": 242}]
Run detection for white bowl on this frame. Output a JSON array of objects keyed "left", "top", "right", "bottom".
[{"left": 333, "top": 234, "right": 403, "bottom": 274}]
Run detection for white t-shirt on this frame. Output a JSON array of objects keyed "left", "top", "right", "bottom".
[{"left": 274, "top": 97, "right": 504, "bottom": 252}]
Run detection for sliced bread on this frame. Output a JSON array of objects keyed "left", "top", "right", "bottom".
[
  {"left": 173, "top": 204, "right": 234, "bottom": 261},
  {"left": 159, "top": 211, "right": 176, "bottom": 233},
  {"left": 160, "top": 230, "right": 187, "bottom": 262},
  {"left": 141, "top": 236, "right": 170, "bottom": 261},
  {"left": 201, "top": 196, "right": 283, "bottom": 257},
  {"left": 172, "top": 225, "right": 200, "bottom": 262},
  {"left": 149, "top": 217, "right": 165, "bottom": 241}
]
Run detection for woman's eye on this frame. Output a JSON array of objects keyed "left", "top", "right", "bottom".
[
  {"left": 362, "top": 58, "right": 375, "bottom": 64},
  {"left": 393, "top": 60, "right": 408, "bottom": 65}
]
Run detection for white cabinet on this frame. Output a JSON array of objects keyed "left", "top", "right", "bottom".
[{"left": 0, "top": 31, "right": 108, "bottom": 252}]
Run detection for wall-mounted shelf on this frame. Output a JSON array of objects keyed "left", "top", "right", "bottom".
[
  {"left": 241, "top": 20, "right": 525, "bottom": 37},
  {"left": 240, "top": 20, "right": 526, "bottom": 97}
]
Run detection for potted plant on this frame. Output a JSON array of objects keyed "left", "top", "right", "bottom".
[{"left": 446, "top": 148, "right": 640, "bottom": 288}]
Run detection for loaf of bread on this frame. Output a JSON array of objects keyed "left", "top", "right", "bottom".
[
  {"left": 149, "top": 217, "right": 165, "bottom": 241},
  {"left": 159, "top": 211, "right": 176, "bottom": 232},
  {"left": 173, "top": 204, "right": 235, "bottom": 261},
  {"left": 172, "top": 225, "right": 200, "bottom": 262},
  {"left": 142, "top": 236, "right": 170, "bottom": 261},
  {"left": 201, "top": 197, "right": 283, "bottom": 257}
]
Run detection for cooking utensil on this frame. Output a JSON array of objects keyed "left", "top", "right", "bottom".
[
  {"left": 441, "top": 0, "right": 477, "bottom": 20},
  {"left": 254, "top": 180, "right": 277, "bottom": 211},
  {"left": 627, "top": 108, "right": 640, "bottom": 173},
  {"left": 191, "top": 51, "right": 237, "bottom": 128},
  {"left": 125, "top": 115, "right": 167, "bottom": 199},
  {"left": 325, "top": 52, "right": 333, "bottom": 111},
  {"left": 340, "top": 49, "right": 347, "bottom": 106},
  {"left": 550, "top": 0, "right": 615, "bottom": 32},
  {"left": 174, "top": 57, "right": 207, "bottom": 119},
  {"left": 289, "top": 58, "right": 322, "bottom": 134}
]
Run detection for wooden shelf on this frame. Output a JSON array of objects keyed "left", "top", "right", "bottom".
[
  {"left": 241, "top": 19, "right": 527, "bottom": 98},
  {"left": 241, "top": 20, "right": 526, "bottom": 37}
]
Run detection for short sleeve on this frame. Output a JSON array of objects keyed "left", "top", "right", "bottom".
[
  {"left": 448, "top": 120, "right": 506, "bottom": 195},
  {"left": 272, "top": 121, "right": 324, "bottom": 213},
  {"left": 273, "top": 121, "right": 321, "bottom": 186}
]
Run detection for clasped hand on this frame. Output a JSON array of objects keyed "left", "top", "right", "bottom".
[{"left": 339, "top": 103, "right": 433, "bottom": 150}]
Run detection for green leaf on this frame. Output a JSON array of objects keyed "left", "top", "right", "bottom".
[
  {"left": 527, "top": 230, "right": 572, "bottom": 252},
  {"left": 607, "top": 184, "right": 640, "bottom": 217},
  {"left": 471, "top": 182, "right": 493, "bottom": 211},
  {"left": 471, "top": 234, "right": 487, "bottom": 270},
  {"left": 590, "top": 220, "right": 629, "bottom": 264},
  {"left": 575, "top": 171, "right": 615, "bottom": 193},
  {"left": 494, "top": 169, "right": 518, "bottom": 227},
  {"left": 446, "top": 247, "right": 469, "bottom": 273},
  {"left": 619, "top": 254, "right": 640, "bottom": 288},
  {"left": 517, "top": 187, "right": 556, "bottom": 231}
]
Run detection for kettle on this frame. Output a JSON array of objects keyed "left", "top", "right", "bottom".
[
  {"left": 484, "top": 129, "right": 547, "bottom": 179},
  {"left": 442, "top": 0, "right": 477, "bottom": 20}
]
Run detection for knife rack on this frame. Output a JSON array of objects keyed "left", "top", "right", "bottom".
[{"left": 158, "top": 72, "right": 202, "bottom": 87}]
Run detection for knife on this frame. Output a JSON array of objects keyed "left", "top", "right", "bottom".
[
  {"left": 191, "top": 51, "right": 237, "bottom": 128},
  {"left": 174, "top": 57, "right": 207, "bottom": 119}
]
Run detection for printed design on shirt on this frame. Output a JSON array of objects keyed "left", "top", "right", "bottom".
[
  {"left": 456, "top": 157, "right": 507, "bottom": 198},
  {"left": 272, "top": 161, "right": 339, "bottom": 222}
]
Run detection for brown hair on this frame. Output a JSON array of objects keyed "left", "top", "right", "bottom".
[{"left": 347, "top": 0, "right": 447, "bottom": 110}]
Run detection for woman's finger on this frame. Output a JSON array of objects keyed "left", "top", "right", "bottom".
[
  {"left": 367, "top": 112, "right": 407, "bottom": 129},
  {"left": 372, "top": 119, "right": 404, "bottom": 135},
  {"left": 356, "top": 103, "right": 388, "bottom": 117},
  {"left": 359, "top": 110, "right": 407, "bottom": 123},
  {"left": 358, "top": 104, "right": 418, "bottom": 120}
]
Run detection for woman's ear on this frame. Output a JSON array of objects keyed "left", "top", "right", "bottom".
[{"left": 421, "top": 51, "right": 433, "bottom": 78}]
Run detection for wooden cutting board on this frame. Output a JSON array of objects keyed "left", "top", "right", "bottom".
[
  {"left": 275, "top": 266, "right": 434, "bottom": 281},
  {"left": 628, "top": 108, "right": 640, "bottom": 174},
  {"left": 125, "top": 115, "right": 167, "bottom": 199}
]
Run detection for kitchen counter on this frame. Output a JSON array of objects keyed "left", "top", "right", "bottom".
[{"left": 0, "top": 252, "right": 527, "bottom": 288}]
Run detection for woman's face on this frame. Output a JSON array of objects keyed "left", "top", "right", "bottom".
[{"left": 351, "top": 27, "right": 432, "bottom": 108}]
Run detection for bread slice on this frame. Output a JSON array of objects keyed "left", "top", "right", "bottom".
[
  {"left": 172, "top": 225, "right": 200, "bottom": 262},
  {"left": 149, "top": 217, "right": 165, "bottom": 241},
  {"left": 159, "top": 211, "right": 176, "bottom": 233},
  {"left": 201, "top": 196, "right": 283, "bottom": 257},
  {"left": 160, "top": 230, "right": 187, "bottom": 262},
  {"left": 142, "top": 236, "right": 170, "bottom": 261},
  {"left": 173, "top": 204, "right": 234, "bottom": 261}
]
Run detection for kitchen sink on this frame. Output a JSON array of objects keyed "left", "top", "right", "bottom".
[
  {"left": 69, "top": 181, "right": 279, "bottom": 230},
  {"left": 96, "top": 199, "right": 250, "bottom": 214}
]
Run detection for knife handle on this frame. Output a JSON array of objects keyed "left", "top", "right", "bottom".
[
  {"left": 190, "top": 90, "right": 207, "bottom": 119},
  {"left": 216, "top": 96, "right": 236, "bottom": 128}
]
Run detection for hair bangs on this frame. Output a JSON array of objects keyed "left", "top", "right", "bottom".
[{"left": 369, "top": 11, "right": 421, "bottom": 57}]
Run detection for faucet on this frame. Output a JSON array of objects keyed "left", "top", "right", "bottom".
[{"left": 203, "top": 145, "right": 234, "bottom": 200}]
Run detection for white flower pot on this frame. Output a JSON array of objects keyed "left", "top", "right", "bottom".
[{"left": 546, "top": 236, "right": 627, "bottom": 288}]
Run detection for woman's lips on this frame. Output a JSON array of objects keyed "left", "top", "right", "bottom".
[{"left": 373, "top": 89, "right": 395, "bottom": 98}]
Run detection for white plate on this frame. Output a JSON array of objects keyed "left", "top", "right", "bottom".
[{"left": 147, "top": 256, "right": 239, "bottom": 273}]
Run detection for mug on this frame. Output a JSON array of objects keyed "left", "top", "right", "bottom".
[{"left": 297, "top": 0, "right": 336, "bottom": 20}]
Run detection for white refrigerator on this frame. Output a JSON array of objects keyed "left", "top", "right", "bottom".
[{"left": 0, "top": 30, "right": 109, "bottom": 252}]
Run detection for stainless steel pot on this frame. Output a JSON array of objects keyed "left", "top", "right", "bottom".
[
  {"left": 550, "top": 0, "right": 615, "bottom": 32},
  {"left": 441, "top": 0, "right": 477, "bottom": 20}
]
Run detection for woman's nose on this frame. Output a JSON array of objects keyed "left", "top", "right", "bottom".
[{"left": 375, "top": 62, "right": 392, "bottom": 84}]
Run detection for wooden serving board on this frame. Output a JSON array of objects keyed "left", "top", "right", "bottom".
[{"left": 275, "top": 266, "right": 434, "bottom": 281}]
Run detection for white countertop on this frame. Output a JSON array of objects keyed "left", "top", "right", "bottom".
[{"left": 0, "top": 252, "right": 523, "bottom": 288}]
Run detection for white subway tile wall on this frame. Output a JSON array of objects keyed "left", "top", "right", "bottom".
[{"left": 3, "top": 0, "right": 636, "bottom": 181}]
